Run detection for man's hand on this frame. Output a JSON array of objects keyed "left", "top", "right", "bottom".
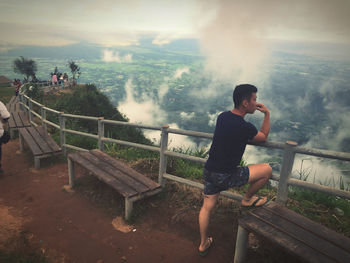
[{"left": 256, "top": 103, "right": 270, "bottom": 114}]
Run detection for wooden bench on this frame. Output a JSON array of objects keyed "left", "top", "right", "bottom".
[
  {"left": 67, "top": 149, "right": 162, "bottom": 220},
  {"left": 234, "top": 201, "right": 350, "bottom": 263},
  {"left": 6, "top": 96, "right": 21, "bottom": 113},
  {"left": 19, "top": 126, "right": 62, "bottom": 169},
  {"left": 8, "top": 111, "right": 31, "bottom": 138}
]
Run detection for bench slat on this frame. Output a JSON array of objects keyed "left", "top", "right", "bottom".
[
  {"left": 35, "top": 126, "right": 61, "bottom": 153},
  {"left": 251, "top": 207, "right": 350, "bottom": 263},
  {"left": 91, "top": 149, "right": 160, "bottom": 190},
  {"left": 69, "top": 152, "right": 138, "bottom": 198},
  {"left": 265, "top": 202, "right": 350, "bottom": 253},
  {"left": 19, "top": 128, "right": 43, "bottom": 156},
  {"left": 239, "top": 214, "right": 334, "bottom": 263},
  {"left": 8, "top": 112, "right": 30, "bottom": 129},
  {"left": 79, "top": 151, "right": 152, "bottom": 194},
  {"left": 18, "top": 112, "right": 30, "bottom": 126},
  {"left": 12, "top": 112, "right": 23, "bottom": 126},
  {"left": 26, "top": 127, "right": 52, "bottom": 154}
]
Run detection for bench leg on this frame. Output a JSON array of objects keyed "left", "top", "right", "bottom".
[
  {"left": 34, "top": 157, "right": 40, "bottom": 169},
  {"left": 19, "top": 132, "right": 24, "bottom": 152},
  {"left": 68, "top": 158, "right": 75, "bottom": 188},
  {"left": 234, "top": 225, "right": 249, "bottom": 263},
  {"left": 125, "top": 197, "right": 133, "bottom": 221}
]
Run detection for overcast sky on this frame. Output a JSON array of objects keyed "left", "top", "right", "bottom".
[{"left": 1, "top": 0, "right": 350, "bottom": 48}]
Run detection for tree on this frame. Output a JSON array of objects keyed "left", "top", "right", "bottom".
[
  {"left": 13, "top": 56, "right": 38, "bottom": 81},
  {"left": 68, "top": 60, "right": 80, "bottom": 84}
]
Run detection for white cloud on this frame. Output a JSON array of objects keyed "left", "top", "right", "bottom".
[
  {"left": 173, "top": 67, "right": 189, "bottom": 79},
  {"left": 102, "top": 50, "right": 133, "bottom": 63},
  {"left": 207, "top": 111, "right": 220, "bottom": 126},
  {"left": 180, "top": 111, "right": 195, "bottom": 120},
  {"left": 118, "top": 79, "right": 166, "bottom": 125}
]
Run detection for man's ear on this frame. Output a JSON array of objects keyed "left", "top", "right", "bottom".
[{"left": 242, "top": 99, "right": 248, "bottom": 108}]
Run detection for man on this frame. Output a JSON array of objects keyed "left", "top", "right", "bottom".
[
  {"left": 0, "top": 100, "right": 10, "bottom": 174},
  {"left": 198, "top": 84, "right": 272, "bottom": 256}
]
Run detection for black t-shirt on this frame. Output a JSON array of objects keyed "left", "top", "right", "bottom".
[{"left": 205, "top": 111, "right": 258, "bottom": 173}]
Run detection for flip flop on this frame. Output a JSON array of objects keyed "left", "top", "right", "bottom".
[
  {"left": 198, "top": 237, "right": 213, "bottom": 257},
  {"left": 242, "top": 196, "right": 268, "bottom": 210}
]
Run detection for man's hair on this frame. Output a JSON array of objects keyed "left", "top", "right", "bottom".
[{"left": 233, "top": 84, "right": 258, "bottom": 108}]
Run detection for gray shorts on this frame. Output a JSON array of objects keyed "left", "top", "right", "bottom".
[{"left": 203, "top": 167, "right": 250, "bottom": 195}]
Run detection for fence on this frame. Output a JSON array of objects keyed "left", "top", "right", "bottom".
[{"left": 18, "top": 92, "right": 350, "bottom": 204}]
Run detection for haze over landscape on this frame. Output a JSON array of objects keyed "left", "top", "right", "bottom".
[{"left": 1, "top": 0, "right": 350, "bottom": 185}]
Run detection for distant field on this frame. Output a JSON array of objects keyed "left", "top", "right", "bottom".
[{"left": 0, "top": 84, "right": 14, "bottom": 103}]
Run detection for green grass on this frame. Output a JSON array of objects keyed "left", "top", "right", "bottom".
[{"left": 0, "top": 84, "right": 15, "bottom": 103}]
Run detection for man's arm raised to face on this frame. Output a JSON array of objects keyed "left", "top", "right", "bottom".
[{"left": 252, "top": 103, "right": 270, "bottom": 143}]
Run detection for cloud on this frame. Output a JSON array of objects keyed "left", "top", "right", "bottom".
[
  {"left": 207, "top": 111, "right": 220, "bottom": 127},
  {"left": 118, "top": 79, "right": 166, "bottom": 125},
  {"left": 102, "top": 50, "right": 133, "bottom": 63},
  {"left": 173, "top": 67, "right": 189, "bottom": 79},
  {"left": 180, "top": 112, "right": 195, "bottom": 120},
  {"left": 198, "top": 0, "right": 350, "bottom": 82}
]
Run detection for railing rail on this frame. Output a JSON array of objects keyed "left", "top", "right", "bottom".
[{"left": 18, "top": 92, "right": 350, "bottom": 203}]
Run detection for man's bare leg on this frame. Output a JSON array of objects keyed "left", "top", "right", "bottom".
[
  {"left": 242, "top": 163, "right": 272, "bottom": 206},
  {"left": 198, "top": 193, "right": 219, "bottom": 252}
]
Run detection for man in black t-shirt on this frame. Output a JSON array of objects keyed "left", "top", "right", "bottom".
[{"left": 198, "top": 84, "right": 272, "bottom": 256}]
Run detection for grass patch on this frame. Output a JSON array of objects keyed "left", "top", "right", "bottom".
[{"left": 0, "top": 84, "right": 15, "bottom": 103}]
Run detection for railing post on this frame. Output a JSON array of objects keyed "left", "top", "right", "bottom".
[
  {"left": 159, "top": 124, "right": 169, "bottom": 187},
  {"left": 59, "top": 112, "right": 66, "bottom": 156},
  {"left": 28, "top": 99, "right": 33, "bottom": 124},
  {"left": 19, "top": 93, "right": 23, "bottom": 111},
  {"left": 276, "top": 140, "right": 298, "bottom": 205},
  {"left": 41, "top": 106, "right": 47, "bottom": 133},
  {"left": 98, "top": 117, "right": 105, "bottom": 152}
]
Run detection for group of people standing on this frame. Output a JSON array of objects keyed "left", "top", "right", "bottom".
[
  {"left": 51, "top": 73, "right": 68, "bottom": 88},
  {"left": 13, "top": 79, "right": 21, "bottom": 96}
]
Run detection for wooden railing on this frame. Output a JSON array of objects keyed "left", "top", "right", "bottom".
[{"left": 18, "top": 93, "right": 350, "bottom": 204}]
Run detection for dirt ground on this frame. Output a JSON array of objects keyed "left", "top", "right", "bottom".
[{"left": 0, "top": 139, "right": 301, "bottom": 263}]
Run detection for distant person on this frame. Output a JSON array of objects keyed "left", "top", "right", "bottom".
[
  {"left": 63, "top": 73, "right": 68, "bottom": 87},
  {"left": 52, "top": 74, "right": 58, "bottom": 86},
  {"left": 59, "top": 74, "right": 64, "bottom": 89},
  {"left": 15, "top": 79, "right": 21, "bottom": 96},
  {"left": 198, "top": 84, "right": 272, "bottom": 256},
  {"left": 0, "top": 100, "right": 10, "bottom": 175}
]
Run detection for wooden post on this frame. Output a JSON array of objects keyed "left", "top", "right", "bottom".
[
  {"left": 125, "top": 197, "right": 133, "bottom": 220},
  {"left": 159, "top": 124, "right": 169, "bottom": 187},
  {"left": 28, "top": 99, "right": 33, "bottom": 124},
  {"left": 234, "top": 225, "right": 249, "bottom": 263},
  {"left": 34, "top": 157, "right": 40, "bottom": 169},
  {"left": 276, "top": 140, "right": 298, "bottom": 205},
  {"left": 19, "top": 132, "right": 24, "bottom": 152},
  {"left": 41, "top": 106, "right": 47, "bottom": 134},
  {"left": 59, "top": 112, "right": 66, "bottom": 156},
  {"left": 98, "top": 117, "right": 105, "bottom": 152},
  {"left": 19, "top": 94, "right": 23, "bottom": 111},
  {"left": 68, "top": 158, "right": 75, "bottom": 187}
]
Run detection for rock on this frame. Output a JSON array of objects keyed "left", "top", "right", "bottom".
[{"left": 62, "top": 185, "right": 75, "bottom": 193}]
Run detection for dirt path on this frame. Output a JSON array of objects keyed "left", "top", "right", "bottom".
[
  {"left": 0, "top": 139, "right": 302, "bottom": 263},
  {"left": 0, "top": 139, "right": 240, "bottom": 263}
]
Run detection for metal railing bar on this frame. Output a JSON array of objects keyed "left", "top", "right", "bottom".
[
  {"left": 63, "top": 128, "right": 99, "bottom": 139},
  {"left": 63, "top": 144, "right": 89, "bottom": 152},
  {"left": 62, "top": 113, "right": 99, "bottom": 121},
  {"left": 102, "top": 137, "right": 160, "bottom": 152},
  {"left": 42, "top": 107, "right": 60, "bottom": 114},
  {"left": 102, "top": 119, "right": 161, "bottom": 130},
  {"left": 163, "top": 173, "right": 243, "bottom": 201},
  {"left": 43, "top": 119, "right": 60, "bottom": 129}
]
